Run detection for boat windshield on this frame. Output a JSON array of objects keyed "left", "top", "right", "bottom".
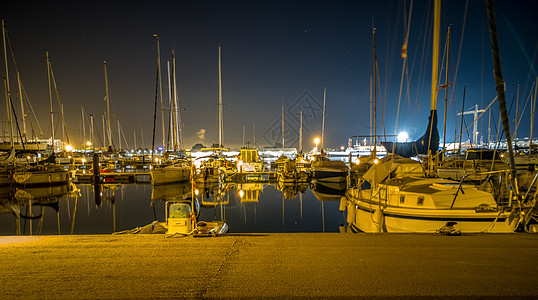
[{"left": 168, "top": 203, "right": 191, "bottom": 218}]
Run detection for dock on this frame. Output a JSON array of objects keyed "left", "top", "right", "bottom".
[{"left": 1, "top": 233, "right": 537, "bottom": 298}]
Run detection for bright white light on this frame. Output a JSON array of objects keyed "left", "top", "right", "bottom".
[
  {"left": 397, "top": 132, "right": 409, "bottom": 143},
  {"left": 65, "top": 144, "right": 73, "bottom": 152},
  {"left": 239, "top": 190, "right": 244, "bottom": 198}
]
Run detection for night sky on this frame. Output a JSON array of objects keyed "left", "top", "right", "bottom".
[{"left": 1, "top": 0, "right": 537, "bottom": 150}]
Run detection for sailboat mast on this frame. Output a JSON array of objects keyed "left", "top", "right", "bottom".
[
  {"left": 171, "top": 50, "right": 178, "bottom": 151},
  {"left": 442, "top": 26, "right": 450, "bottom": 155},
  {"left": 530, "top": 77, "right": 537, "bottom": 152},
  {"left": 46, "top": 52, "right": 54, "bottom": 151},
  {"left": 369, "top": 76, "right": 372, "bottom": 146},
  {"left": 2, "top": 19, "right": 13, "bottom": 147},
  {"left": 218, "top": 45, "right": 223, "bottom": 147},
  {"left": 117, "top": 120, "right": 121, "bottom": 150},
  {"left": 81, "top": 106, "right": 85, "bottom": 147},
  {"left": 281, "top": 98, "right": 284, "bottom": 150},
  {"left": 299, "top": 109, "right": 303, "bottom": 153},
  {"left": 373, "top": 28, "right": 377, "bottom": 156},
  {"left": 321, "top": 87, "right": 326, "bottom": 150},
  {"left": 167, "top": 60, "right": 172, "bottom": 150},
  {"left": 155, "top": 35, "right": 165, "bottom": 152},
  {"left": 486, "top": 0, "right": 516, "bottom": 177},
  {"left": 430, "top": 0, "right": 441, "bottom": 112},
  {"left": 104, "top": 61, "right": 112, "bottom": 149}
]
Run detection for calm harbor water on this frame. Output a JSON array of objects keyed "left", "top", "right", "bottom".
[{"left": 0, "top": 181, "right": 346, "bottom": 235}]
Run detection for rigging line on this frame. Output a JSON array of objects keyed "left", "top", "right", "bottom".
[
  {"left": 120, "top": 123, "right": 130, "bottom": 150},
  {"left": 513, "top": 82, "right": 536, "bottom": 138},
  {"left": 8, "top": 92, "right": 26, "bottom": 151},
  {"left": 21, "top": 84, "right": 44, "bottom": 136},
  {"left": 448, "top": 0, "right": 468, "bottom": 103},
  {"left": 48, "top": 62, "right": 70, "bottom": 144},
  {"left": 395, "top": 0, "right": 413, "bottom": 135},
  {"left": 383, "top": 1, "right": 401, "bottom": 110},
  {"left": 376, "top": 59, "right": 387, "bottom": 142}
]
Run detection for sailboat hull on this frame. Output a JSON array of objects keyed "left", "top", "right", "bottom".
[
  {"left": 348, "top": 199, "right": 512, "bottom": 233},
  {"left": 151, "top": 164, "right": 190, "bottom": 185}
]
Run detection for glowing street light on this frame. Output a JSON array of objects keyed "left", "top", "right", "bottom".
[
  {"left": 314, "top": 137, "right": 320, "bottom": 153},
  {"left": 65, "top": 144, "right": 73, "bottom": 152}
]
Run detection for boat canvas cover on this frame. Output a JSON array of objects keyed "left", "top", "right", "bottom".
[{"left": 363, "top": 155, "right": 422, "bottom": 187}]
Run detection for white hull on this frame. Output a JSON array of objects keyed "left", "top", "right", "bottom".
[
  {"left": 347, "top": 200, "right": 513, "bottom": 233},
  {"left": 151, "top": 164, "right": 190, "bottom": 185},
  {"left": 13, "top": 168, "right": 74, "bottom": 186}
]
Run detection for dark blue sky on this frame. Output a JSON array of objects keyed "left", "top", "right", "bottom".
[{"left": 1, "top": 0, "right": 537, "bottom": 150}]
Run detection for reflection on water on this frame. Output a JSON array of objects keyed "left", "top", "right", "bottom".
[{"left": 0, "top": 180, "right": 347, "bottom": 235}]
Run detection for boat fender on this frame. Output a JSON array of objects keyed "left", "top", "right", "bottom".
[{"left": 346, "top": 203, "right": 356, "bottom": 224}]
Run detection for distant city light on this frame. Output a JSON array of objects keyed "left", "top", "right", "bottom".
[
  {"left": 397, "top": 132, "right": 409, "bottom": 142},
  {"left": 65, "top": 144, "right": 73, "bottom": 152}
]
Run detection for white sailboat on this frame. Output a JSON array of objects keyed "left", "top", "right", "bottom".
[
  {"left": 344, "top": 0, "right": 535, "bottom": 233},
  {"left": 150, "top": 41, "right": 189, "bottom": 185},
  {"left": 5, "top": 28, "right": 73, "bottom": 186}
]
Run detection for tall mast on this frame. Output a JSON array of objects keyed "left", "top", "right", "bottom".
[
  {"left": 81, "top": 106, "right": 85, "bottom": 147},
  {"left": 2, "top": 19, "right": 13, "bottom": 147},
  {"left": 428, "top": 0, "right": 441, "bottom": 152},
  {"left": 89, "top": 113, "right": 94, "bottom": 149},
  {"left": 117, "top": 120, "right": 121, "bottom": 150},
  {"left": 104, "top": 61, "right": 112, "bottom": 149},
  {"left": 46, "top": 52, "right": 54, "bottom": 151},
  {"left": 369, "top": 76, "right": 372, "bottom": 146},
  {"left": 299, "top": 109, "right": 303, "bottom": 153},
  {"left": 154, "top": 35, "right": 165, "bottom": 153},
  {"left": 529, "top": 76, "right": 538, "bottom": 154},
  {"left": 442, "top": 26, "right": 450, "bottom": 155},
  {"left": 321, "top": 87, "right": 326, "bottom": 150},
  {"left": 373, "top": 28, "right": 377, "bottom": 156},
  {"left": 167, "top": 60, "right": 172, "bottom": 151},
  {"left": 218, "top": 45, "right": 223, "bottom": 147},
  {"left": 281, "top": 98, "right": 284, "bottom": 150},
  {"left": 486, "top": 0, "right": 516, "bottom": 178},
  {"left": 430, "top": 0, "right": 441, "bottom": 112},
  {"left": 171, "top": 51, "right": 178, "bottom": 151}
]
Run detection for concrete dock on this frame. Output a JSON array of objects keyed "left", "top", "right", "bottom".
[{"left": 1, "top": 233, "right": 537, "bottom": 298}]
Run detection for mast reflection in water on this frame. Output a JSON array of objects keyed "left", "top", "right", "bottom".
[{"left": 0, "top": 181, "right": 346, "bottom": 235}]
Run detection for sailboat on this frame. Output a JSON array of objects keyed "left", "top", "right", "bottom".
[
  {"left": 150, "top": 40, "right": 190, "bottom": 185},
  {"left": 7, "top": 44, "right": 73, "bottom": 186},
  {"left": 344, "top": 0, "right": 536, "bottom": 233},
  {"left": 311, "top": 87, "right": 349, "bottom": 183}
]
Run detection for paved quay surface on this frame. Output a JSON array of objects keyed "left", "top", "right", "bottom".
[{"left": 1, "top": 233, "right": 537, "bottom": 298}]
